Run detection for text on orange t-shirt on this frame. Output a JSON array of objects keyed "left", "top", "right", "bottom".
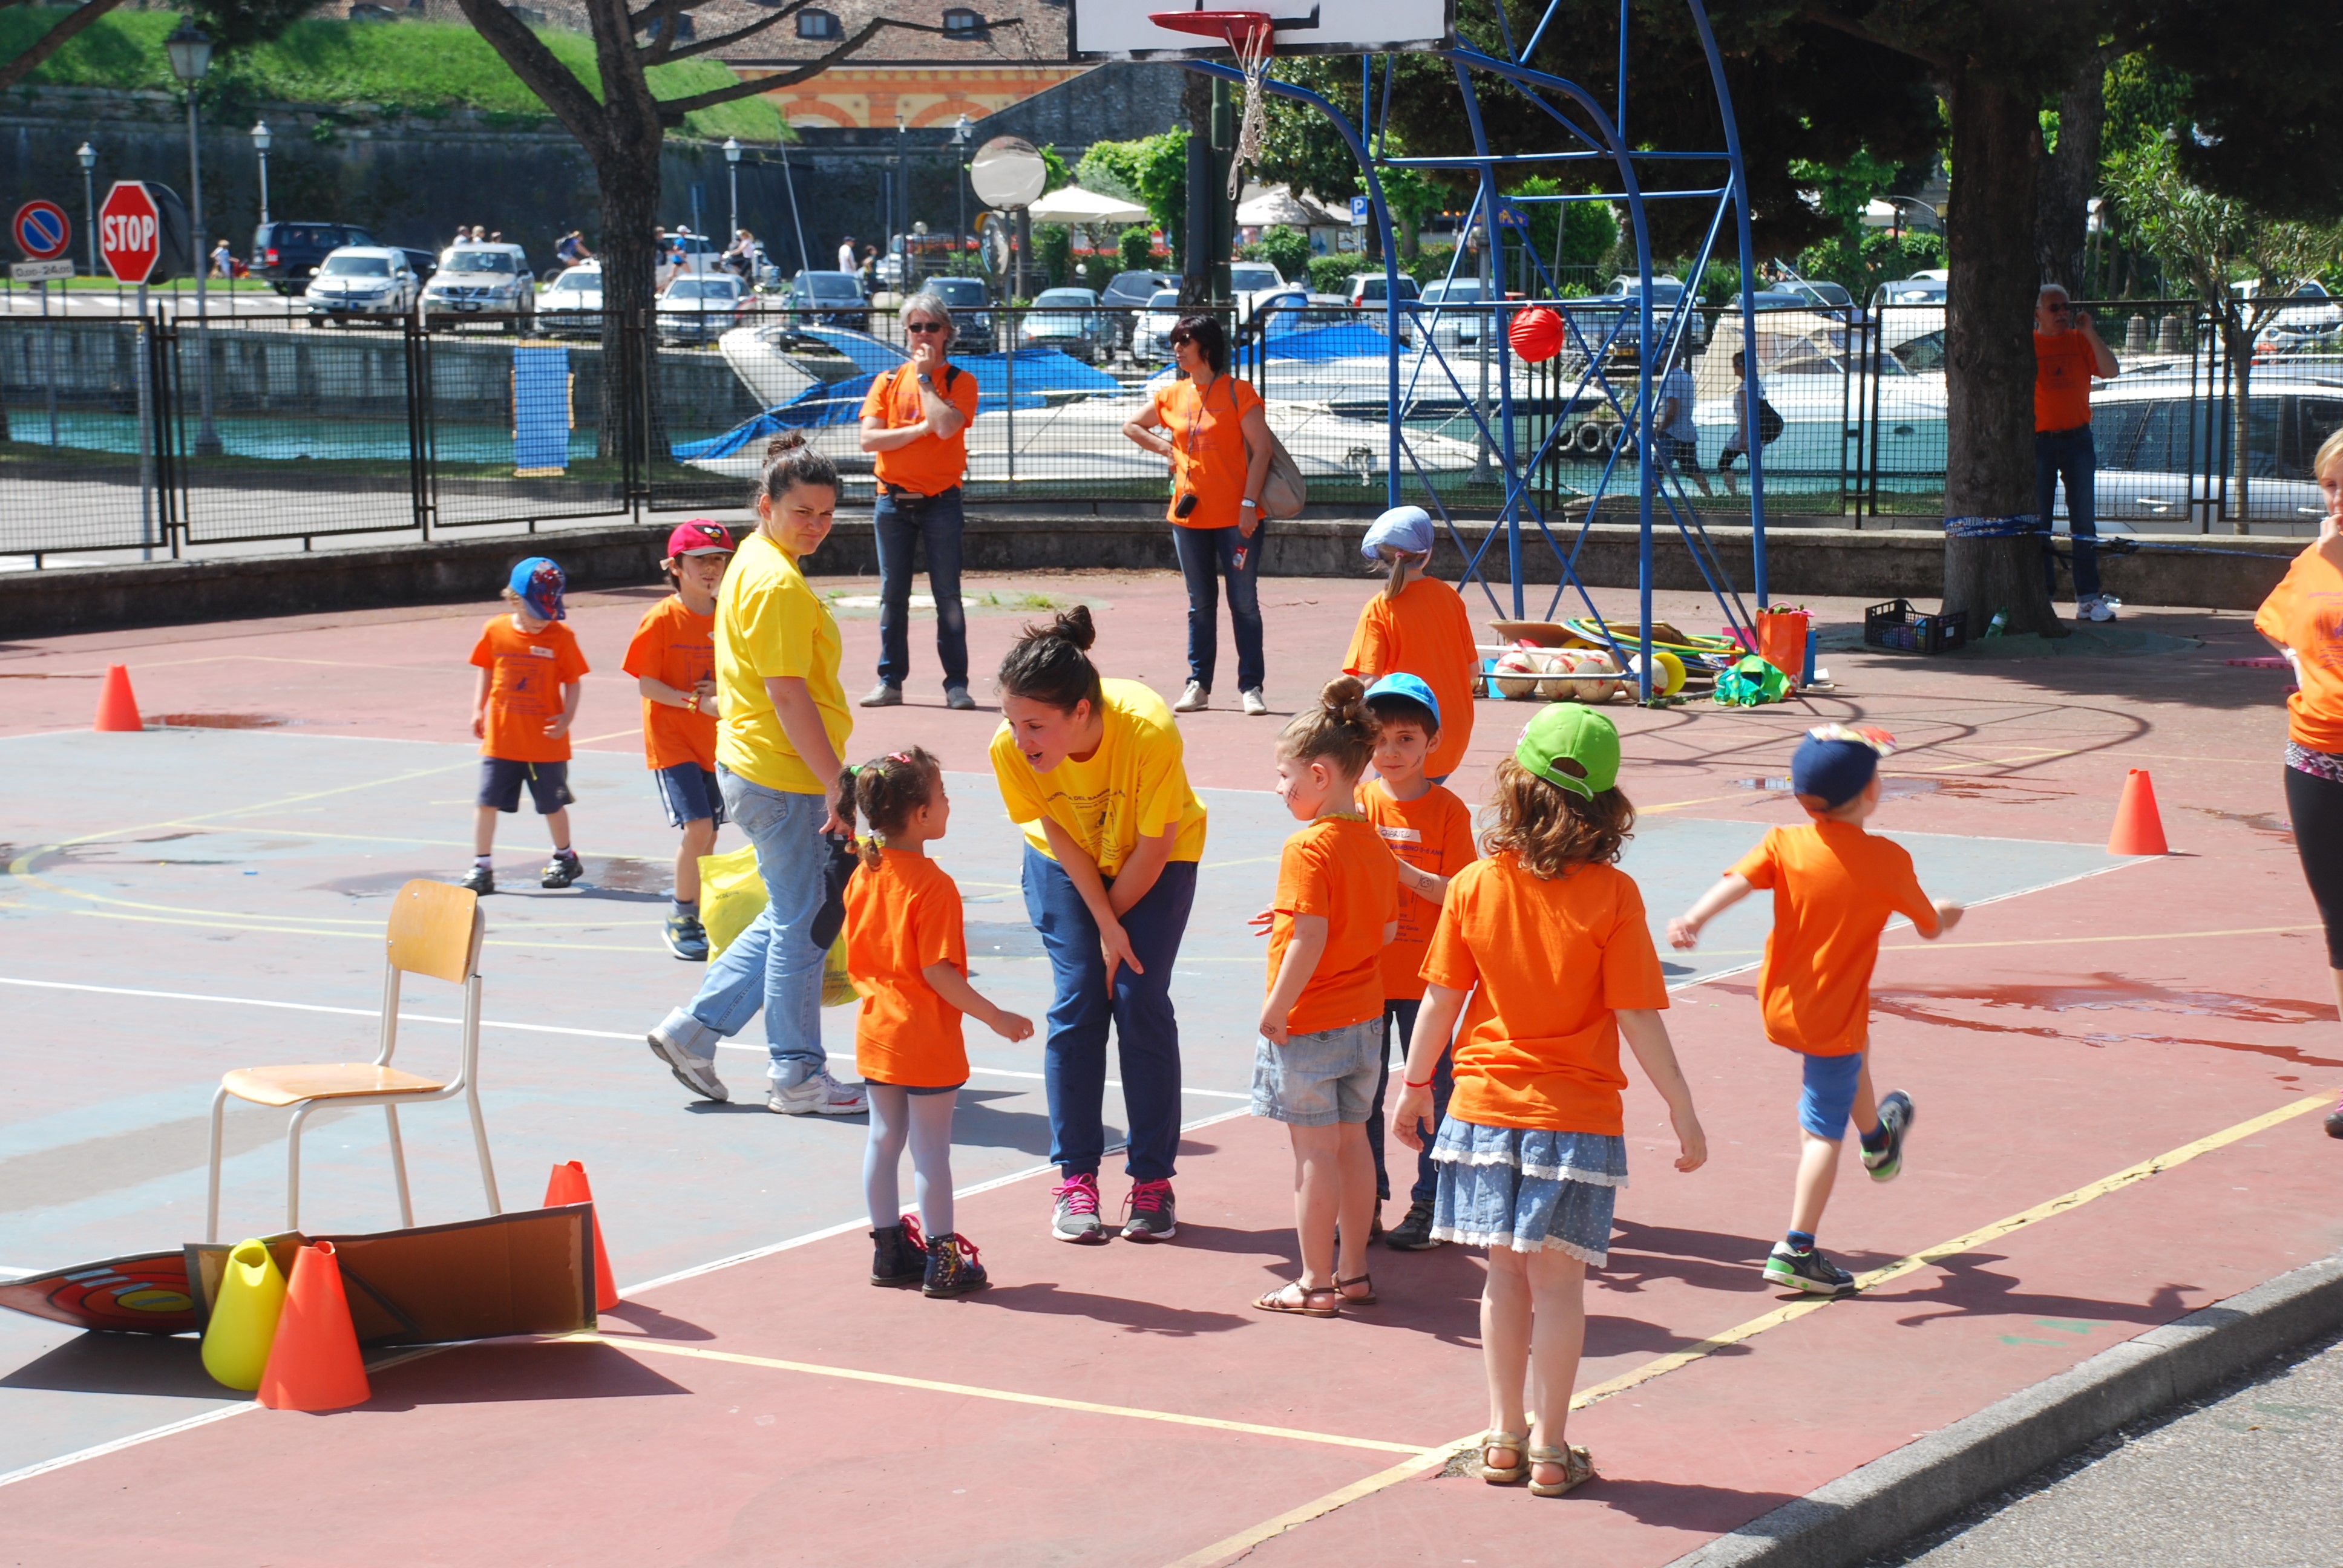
[
  {"left": 1357, "top": 778, "right": 1477, "bottom": 1001},
  {"left": 2033, "top": 330, "right": 2099, "bottom": 433},
  {"left": 1343, "top": 575, "right": 1480, "bottom": 780},
  {"left": 860, "top": 363, "right": 980, "bottom": 497},
  {"left": 622, "top": 594, "right": 719, "bottom": 772},
  {"left": 1149, "top": 374, "right": 1265, "bottom": 531},
  {"left": 1728, "top": 820, "right": 1940, "bottom": 1057},
  {"left": 845, "top": 849, "right": 969, "bottom": 1088},
  {"left": 469, "top": 613, "right": 589, "bottom": 763},
  {"left": 1266, "top": 814, "right": 1400, "bottom": 1036},
  {"left": 1421, "top": 854, "right": 1668, "bottom": 1135},
  {"left": 2253, "top": 543, "right": 2343, "bottom": 753}
]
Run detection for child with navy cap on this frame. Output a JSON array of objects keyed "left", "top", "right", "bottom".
[
  {"left": 464, "top": 555, "right": 589, "bottom": 894},
  {"left": 1669, "top": 725, "right": 1964, "bottom": 1295}
]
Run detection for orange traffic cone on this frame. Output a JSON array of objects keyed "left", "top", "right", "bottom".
[
  {"left": 2108, "top": 768, "right": 2170, "bottom": 856},
  {"left": 93, "top": 664, "right": 142, "bottom": 732},
  {"left": 257, "top": 1241, "right": 370, "bottom": 1413},
  {"left": 544, "top": 1160, "right": 619, "bottom": 1312}
]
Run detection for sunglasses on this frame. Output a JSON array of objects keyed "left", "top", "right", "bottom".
[
  {"left": 905, "top": 321, "right": 947, "bottom": 335},
  {"left": 1169, "top": 333, "right": 1194, "bottom": 346}
]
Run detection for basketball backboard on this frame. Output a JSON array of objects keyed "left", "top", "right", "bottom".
[{"left": 1070, "top": 0, "right": 1453, "bottom": 60}]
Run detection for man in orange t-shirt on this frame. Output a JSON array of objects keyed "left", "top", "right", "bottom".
[
  {"left": 1671, "top": 725, "right": 1963, "bottom": 1297},
  {"left": 857, "top": 291, "right": 982, "bottom": 711},
  {"left": 2035, "top": 283, "right": 2122, "bottom": 621},
  {"left": 624, "top": 520, "right": 733, "bottom": 961},
  {"left": 464, "top": 555, "right": 590, "bottom": 897}
]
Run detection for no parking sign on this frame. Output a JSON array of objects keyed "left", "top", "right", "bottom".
[{"left": 13, "top": 200, "right": 70, "bottom": 261}]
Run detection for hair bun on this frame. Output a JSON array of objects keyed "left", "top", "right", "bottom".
[
  {"left": 1053, "top": 604, "right": 1096, "bottom": 652},
  {"left": 762, "top": 431, "right": 808, "bottom": 460},
  {"left": 1320, "top": 673, "right": 1367, "bottom": 720}
]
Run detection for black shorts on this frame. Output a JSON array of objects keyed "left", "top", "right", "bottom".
[{"left": 478, "top": 757, "right": 572, "bottom": 815}]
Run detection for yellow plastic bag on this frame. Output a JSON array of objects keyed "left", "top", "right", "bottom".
[{"left": 698, "top": 843, "right": 860, "bottom": 1008}]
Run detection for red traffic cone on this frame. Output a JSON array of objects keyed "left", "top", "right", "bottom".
[
  {"left": 544, "top": 1160, "right": 619, "bottom": 1312},
  {"left": 93, "top": 664, "right": 142, "bottom": 732},
  {"left": 2108, "top": 768, "right": 2170, "bottom": 856},
  {"left": 257, "top": 1241, "right": 370, "bottom": 1412}
]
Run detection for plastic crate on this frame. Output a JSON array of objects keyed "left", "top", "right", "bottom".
[{"left": 1864, "top": 599, "right": 1969, "bottom": 656}]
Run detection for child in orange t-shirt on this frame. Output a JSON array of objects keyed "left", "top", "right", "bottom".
[
  {"left": 1248, "top": 677, "right": 1401, "bottom": 1318},
  {"left": 1391, "top": 705, "right": 1704, "bottom": 1497},
  {"left": 838, "top": 746, "right": 1034, "bottom": 1299},
  {"left": 623, "top": 520, "right": 733, "bottom": 962},
  {"left": 464, "top": 557, "right": 589, "bottom": 896},
  {"left": 1670, "top": 725, "right": 1963, "bottom": 1298},
  {"left": 1355, "top": 674, "right": 1478, "bottom": 1251},
  {"left": 1344, "top": 505, "right": 1478, "bottom": 783}
]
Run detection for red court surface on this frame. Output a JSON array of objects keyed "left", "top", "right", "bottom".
[{"left": 4, "top": 567, "right": 2339, "bottom": 1566}]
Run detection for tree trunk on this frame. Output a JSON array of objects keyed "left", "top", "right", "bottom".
[
  {"left": 2035, "top": 50, "right": 2109, "bottom": 295},
  {"left": 1940, "top": 68, "right": 2065, "bottom": 637},
  {"left": 594, "top": 144, "right": 664, "bottom": 466},
  {"left": 2225, "top": 318, "right": 2254, "bottom": 534}
]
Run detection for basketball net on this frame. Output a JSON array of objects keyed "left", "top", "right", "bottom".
[{"left": 1227, "top": 18, "right": 1272, "bottom": 200}]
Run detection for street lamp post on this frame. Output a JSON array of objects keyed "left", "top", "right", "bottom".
[
  {"left": 722, "top": 137, "right": 741, "bottom": 279},
  {"left": 251, "top": 120, "right": 272, "bottom": 226},
  {"left": 165, "top": 16, "right": 221, "bottom": 457},
  {"left": 952, "top": 113, "right": 971, "bottom": 276},
  {"left": 894, "top": 109, "right": 907, "bottom": 290},
  {"left": 76, "top": 142, "right": 97, "bottom": 278}
]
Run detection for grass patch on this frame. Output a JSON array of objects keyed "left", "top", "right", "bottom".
[{"left": 4, "top": 10, "right": 782, "bottom": 142}]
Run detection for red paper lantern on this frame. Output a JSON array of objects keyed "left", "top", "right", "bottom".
[{"left": 1509, "top": 306, "right": 1565, "bottom": 363}]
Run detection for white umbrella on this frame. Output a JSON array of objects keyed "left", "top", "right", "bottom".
[
  {"left": 1024, "top": 186, "right": 1150, "bottom": 226},
  {"left": 1236, "top": 186, "right": 1323, "bottom": 227}
]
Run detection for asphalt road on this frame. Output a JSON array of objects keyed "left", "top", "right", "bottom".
[{"left": 1873, "top": 1331, "right": 2343, "bottom": 1567}]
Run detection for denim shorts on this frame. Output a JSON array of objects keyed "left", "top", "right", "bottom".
[
  {"left": 653, "top": 762, "right": 727, "bottom": 829},
  {"left": 1431, "top": 1118, "right": 1627, "bottom": 1264},
  {"left": 478, "top": 757, "right": 571, "bottom": 815},
  {"left": 1251, "top": 1016, "right": 1383, "bottom": 1127},
  {"left": 1797, "top": 1050, "right": 1864, "bottom": 1140}
]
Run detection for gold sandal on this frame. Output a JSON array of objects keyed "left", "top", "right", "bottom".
[
  {"left": 1253, "top": 1281, "right": 1341, "bottom": 1318},
  {"left": 1479, "top": 1431, "right": 1529, "bottom": 1485},
  {"left": 1526, "top": 1444, "right": 1595, "bottom": 1497},
  {"left": 1335, "top": 1273, "right": 1377, "bottom": 1306}
]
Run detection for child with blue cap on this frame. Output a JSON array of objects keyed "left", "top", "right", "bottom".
[
  {"left": 1668, "top": 725, "right": 1964, "bottom": 1295},
  {"left": 1345, "top": 506, "right": 1478, "bottom": 784},
  {"left": 463, "top": 555, "right": 590, "bottom": 894}
]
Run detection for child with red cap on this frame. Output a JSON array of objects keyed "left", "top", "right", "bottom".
[
  {"left": 624, "top": 520, "right": 735, "bottom": 959},
  {"left": 1670, "top": 725, "right": 1964, "bottom": 1296},
  {"left": 464, "top": 556, "right": 589, "bottom": 895}
]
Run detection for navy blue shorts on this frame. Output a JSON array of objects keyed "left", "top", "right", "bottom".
[
  {"left": 652, "top": 762, "right": 727, "bottom": 829},
  {"left": 478, "top": 757, "right": 571, "bottom": 815},
  {"left": 1797, "top": 1050, "right": 1863, "bottom": 1140}
]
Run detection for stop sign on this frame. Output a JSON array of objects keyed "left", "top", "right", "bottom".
[{"left": 99, "top": 181, "right": 162, "bottom": 284}]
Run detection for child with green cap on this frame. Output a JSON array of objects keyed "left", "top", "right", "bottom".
[
  {"left": 1668, "top": 724, "right": 1964, "bottom": 1296},
  {"left": 1390, "top": 705, "right": 1706, "bottom": 1498}
]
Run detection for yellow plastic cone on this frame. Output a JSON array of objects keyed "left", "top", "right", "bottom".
[{"left": 201, "top": 1239, "right": 288, "bottom": 1391}]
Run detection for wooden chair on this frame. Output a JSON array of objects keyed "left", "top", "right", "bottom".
[{"left": 206, "top": 880, "right": 502, "bottom": 1243}]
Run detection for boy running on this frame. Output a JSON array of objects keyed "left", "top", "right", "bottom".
[
  {"left": 464, "top": 557, "right": 589, "bottom": 894},
  {"left": 624, "top": 521, "right": 733, "bottom": 959},
  {"left": 1668, "top": 725, "right": 1962, "bottom": 1295}
]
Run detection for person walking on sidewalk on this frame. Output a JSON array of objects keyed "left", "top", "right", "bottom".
[
  {"left": 859, "top": 291, "right": 981, "bottom": 712},
  {"left": 1121, "top": 314, "right": 1274, "bottom": 717},
  {"left": 2036, "top": 283, "right": 2123, "bottom": 622},
  {"left": 990, "top": 607, "right": 1208, "bottom": 1243},
  {"left": 644, "top": 434, "right": 869, "bottom": 1116}
]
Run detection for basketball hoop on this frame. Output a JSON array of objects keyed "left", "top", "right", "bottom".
[{"left": 1150, "top": 10, "right": 1274, "bottom": 198}]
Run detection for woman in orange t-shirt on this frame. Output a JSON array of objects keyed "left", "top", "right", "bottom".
[
  {"left": 2253, "top": 426, "right": 2343, "bottom": 1139},
  {"left": 1344, "top": 505, "right": 1478, "bottom": 783},
  {"left": 1121, "top": 314, "right": 1274, "bottom": 716},
  {"left": 1389, "top": 705, "right": 1705, "bottom": 1496}
]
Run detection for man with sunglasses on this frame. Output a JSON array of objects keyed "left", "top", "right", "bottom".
[
  {"left": 2036, "top": 283, "right": 2123, "bottom": 622},
  {"left": 859, "top": 292, "right": 981, "bottom": 709}
]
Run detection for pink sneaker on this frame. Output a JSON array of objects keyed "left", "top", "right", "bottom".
[
  {"left": 1050, "top": 1173, "right": 1104, "bottom": 1243},
  {"left": 1121, "top": 1178, "right": 1177, "bottom": 1241}
]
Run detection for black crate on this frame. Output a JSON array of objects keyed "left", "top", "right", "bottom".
[{"left": 1864, "top": 599, "right": 1969, "bottom": 655}]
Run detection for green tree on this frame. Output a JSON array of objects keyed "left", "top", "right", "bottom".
[
  {"left": 0, "top": 0, "right": 319, "bottom": 93},
  {"left": 1077, "top": 132, "right": 1187, "bottom": 255},
  {"left": 1251, "top": 224, "right": 1312, "bottom": 282},
  {"left": 1120, "top": 226, "right": 1156, "bottom": 273}
]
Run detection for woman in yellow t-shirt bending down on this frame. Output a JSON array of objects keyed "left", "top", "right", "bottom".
[{"left": 989, "top": 607, "right": 1208, "bottom": 1244}]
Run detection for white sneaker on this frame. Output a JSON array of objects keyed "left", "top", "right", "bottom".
[
  {"left": 647, "top": 1009, "right": 728, "bottom": 1102},
  {"left": 767, "top": 1069, "right": 868, "bottom": 1116},
  {"left": 2086, "top": 593, "right": 2121, "bottom": 622},
  {"left": 1172, "top": 681, "right": 1209, "bottom": 713},
  {"left": 1241, "top": 688, "right": 1268, "bottom": 716}
]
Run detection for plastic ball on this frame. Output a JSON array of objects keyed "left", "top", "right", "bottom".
[{"left": 1509, "top": 306, "right": 1565, "bottom": 364}]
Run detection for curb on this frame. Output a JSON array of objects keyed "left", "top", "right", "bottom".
[{"left": 1664, "top": 1252, "right": 2343, "bottom": 1568}]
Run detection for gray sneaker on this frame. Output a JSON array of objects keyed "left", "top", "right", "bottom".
[
  {"left": 1863, "top": 1090, "right": 1914, "bottom": 1182},
  {"left": 859, "top": 682, "right": 902, "bottom": 708},
  {"left": 646, "top": 1008, "right": 727, "bottom": 1102},
  {"left": 1050, "top": 1174, "right": 1106, "bottom": 1243},
  {"left": 943, "top": 684, "right": 976, "bottom": 711},
  {"left": 1119, "top": 1178, "right": 1176, "bottom": 1241},
  {"left": 768, "top": 1068, "right": 869, "bottom": 1116}
]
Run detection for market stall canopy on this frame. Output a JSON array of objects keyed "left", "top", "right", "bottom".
[{"left": 1024, "top": 186, "right": 1150, "bottom": 226}]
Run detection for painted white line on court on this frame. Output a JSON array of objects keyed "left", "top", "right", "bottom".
[{"left": 0, "top": 1404, "right": 260, "bottom": 1492}]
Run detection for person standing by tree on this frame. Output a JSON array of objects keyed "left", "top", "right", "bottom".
[{"left": 2036, "top": 283, "right": 2122, "bottom": 622}]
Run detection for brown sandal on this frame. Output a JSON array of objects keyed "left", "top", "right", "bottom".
[
  {"left": 1253, "top": 1281, "right": 1341, "bottom": 1318},
  {"left": 1335, "top": 1273, "right": 1377, "bottom": 1305},
  {"left": 1526, "top": 1444, "right": 1596, "bottom": 1497}
]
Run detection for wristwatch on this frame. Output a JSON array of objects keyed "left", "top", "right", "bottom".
[{"left": 1239, "top": 498, "right": 1259, "bottom": 510}]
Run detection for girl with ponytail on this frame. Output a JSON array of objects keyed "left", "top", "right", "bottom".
[{"left": 1343, "top": 505, "right": 1478, "bottom": 783}]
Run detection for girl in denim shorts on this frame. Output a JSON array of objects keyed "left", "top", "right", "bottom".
[{"left": 1389, "top": 705, "right": 1708, "bottom": 1497}]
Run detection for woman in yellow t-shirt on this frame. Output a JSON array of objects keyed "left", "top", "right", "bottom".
[
  {"left": 644, "top": 433, "right": 868, "bottom": 1118},
  {"left": 989, "top": 606, "right": 1208, "bottom": 1243}
]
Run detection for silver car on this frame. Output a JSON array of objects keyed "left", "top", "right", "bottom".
[
  {"left": 422, "top": 243, "right": 535, "bottom": 330},
  {"left": 657, "top": 274, "right": 750, "bottom": 345},
  {"left": 303, "top": 246, "right": 421, "bottom": 325}
]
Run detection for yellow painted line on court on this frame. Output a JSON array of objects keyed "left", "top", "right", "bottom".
[
  {"left": 1886, "top": 923, "right": 2319, "bottom": 953},
  {"left": 1164, "top": 1090, "right": 2336, "bottom": 1568},
  {"left": 574, "top": 1334, "right": 1429, "bottom": 1455}
]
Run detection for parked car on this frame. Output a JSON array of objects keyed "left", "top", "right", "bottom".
[
  {"left": 2247, "top": 280, "right": 2343, "bottom": 354},
  {"left": 1101, "top": 269, "right": 1179, "bottom": 352},
  {"left": 251, "top": 221, "right": 377, "bottom": 295},
  {"left": 421, "top": 242, "right": 534, "bottom": 329},
  {"left": 923, "top": 275, "right": 997, "bottom": 354},
  {"left": 536, "top": 262, "right": 603, "bottom": 336},
  {"left": 657, "top": 273, "right": 751, "bottom": 345},
  {"left": 303, "top": 246, "right": 422, "bottom": 325},
  {"left": 1418, "top": 277, "right": 1489, "bottom": 351},
  {"left": 785, "top": 269, "right": 870, "bottom": 331},
  {"left": 2080, "top": 375, "right": 2343, "bottom": 527},
  {"left": 1132, "top": 287, "right": 1183, "bottom": 361},
  {"left": 1344, "top": 273, "right": 1420, "bottom": 310},
  {"left": 1020, "top": 286, "right": 1114, "bottom": 362}
]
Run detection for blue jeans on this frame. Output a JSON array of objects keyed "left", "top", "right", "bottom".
[
  {"left": 2036, "top": 425, "right": 2102, "bottom": 601},
  {"left": 873, "top": 486, "right": 968, "bottom": 690},
  {"left": 1366, "top": 998, "right": 1455, "bottom": 1204},
  {"left": 1172, "top": 523, "right": 1265, "bottom": 694},
  {"left": 674, "top": 769, "right": 829, "bottom": 1089},
  {"left": 1022, "top": 843, "right": 1195, "bottom": 1182}
]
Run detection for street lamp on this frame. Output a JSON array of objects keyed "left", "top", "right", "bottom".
[
  {"left": 76, "top": 142, "right": 97, "bottom": 276},
  {"left": 895, "top": 109, "right": 907, "bottom": 290},
  {"left": 722, "top": 137, "right": 741, "bottom": 256},
  {"left": 251, "top": 120, "right": 272, "bottom": 226},
  {"left": 951, "top": 113, "right": 971, "bottom": 276},
  {"left": 165, "top": 16, "right": 221, "bottom": 457}
]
